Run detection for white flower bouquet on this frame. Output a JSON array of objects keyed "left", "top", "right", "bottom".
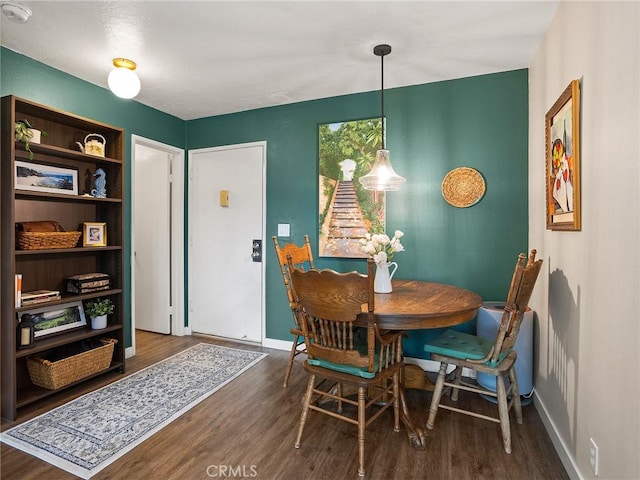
[{"left": 360, "top": 230, "right": 405, "bottom": 265}]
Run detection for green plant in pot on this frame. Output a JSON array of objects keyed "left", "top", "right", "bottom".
[
  {"left": 14, "top": 119, "right": 47, "bottom": 160},
  {"left": 84, "top": 298, "right": 114, "bottom": 330}
]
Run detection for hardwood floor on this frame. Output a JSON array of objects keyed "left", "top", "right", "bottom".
[{"left": 1, "top": 331, "right": 568, "bottom": 480}]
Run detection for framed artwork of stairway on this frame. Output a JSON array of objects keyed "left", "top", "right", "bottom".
[{"left": 317, "top": 117, "right": 386, "bottom": 258}]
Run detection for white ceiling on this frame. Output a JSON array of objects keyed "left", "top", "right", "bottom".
[{"left": 1, "top": 1, "right": 558, "bottom": 120}]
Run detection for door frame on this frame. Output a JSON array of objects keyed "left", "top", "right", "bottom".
[
  {"left": 130, "top": 135, "right": 186, "bottom": 357},
  {"left": 187, "top": 141, "right": 267, "bottom": 343}
]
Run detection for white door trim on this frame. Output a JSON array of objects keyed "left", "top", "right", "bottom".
[
  {"left": 187, "top": 141, "right": 267, "bottom": 343},
  {"left": 130, "top": 135, "right": 185, "bottom": 357}
]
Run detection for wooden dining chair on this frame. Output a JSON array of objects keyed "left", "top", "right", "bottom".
[
  {"left": 272, "top": 235, "right": 315, "bottom": 387},
  {"left": 424, "top": 249, "right": 543, "bottom": 454},
  {"left": 288, "top": 257, "right": 404, "bottom": 477}
]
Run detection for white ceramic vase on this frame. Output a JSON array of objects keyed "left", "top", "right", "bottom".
[
  {"left": 91, "top": 314, "right": 107, "bottom": 330},
  {"left": 28, "top": 128, "right": 41, "bottom": 144},
  {"left": 374, "top": 261, "right": 398, "bottom": 293}
]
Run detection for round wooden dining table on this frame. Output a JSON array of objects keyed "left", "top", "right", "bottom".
[
  {"left": 371, "top": 279, "right": 482, "bottom": 329},
  {"left": 357, "top": 278, "right": 483, "bottom": 450}
]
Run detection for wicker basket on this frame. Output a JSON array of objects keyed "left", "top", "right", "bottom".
[
  {"left": 27, "top": 338, "right": 117, "bottom": 390},
  {"left": 441, "top": 167, "right": 486, "bottom": 208},
  {"left": 16, "top": 231, "right": 82, "bottom": 250}
]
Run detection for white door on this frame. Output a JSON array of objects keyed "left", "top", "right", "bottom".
[
  {"left": 132, "top": 136, "right": 185, "bottom": 338},
  {"left": 188, "top": 142, "right": 265, "bottom": 342}
]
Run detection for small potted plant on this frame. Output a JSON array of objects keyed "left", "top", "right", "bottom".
[
  {"left": 14, "top": 119, "right": 46, "bottom": 160},
  {"left": 84, "top": 298, "right": 115, "bottom": 330}
]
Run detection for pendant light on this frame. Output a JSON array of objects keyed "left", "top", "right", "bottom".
[
  {"left": 108, "top": 58, "right": 141, "bottom": 99},
  {"left": 359, "top": 44, "right": 406, "bottom": 192}
]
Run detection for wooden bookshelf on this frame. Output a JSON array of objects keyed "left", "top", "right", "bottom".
[{"left": 1, "top": 96, "right": 126, "bottom": 421}]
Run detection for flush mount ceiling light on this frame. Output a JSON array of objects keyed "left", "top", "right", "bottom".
[
  {"left": 107, "top": 58, "right": 141, "bottom": 99},
  {"left": 358, "top": 44, "right": 406, "bottom": 192},
  {"left": 1, "top": 1, "right": 32, "bottom": 23}
]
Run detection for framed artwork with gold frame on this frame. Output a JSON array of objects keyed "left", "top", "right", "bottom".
[
  {"left": 545, "top": 79, "right": 581, "bottom": 231},
  {"left": 83, "top": 222, "right": 107, "bottom": 247}
]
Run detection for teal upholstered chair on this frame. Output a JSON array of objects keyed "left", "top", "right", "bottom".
[
  {"left": 424, "top": 250, "right": 543, "bottom": 454},
  {"left": 288, "top": 257, "right": 404, "bottom": 477}
]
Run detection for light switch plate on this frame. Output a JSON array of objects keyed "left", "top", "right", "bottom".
[{"left": 278, "top": 223, "right": 290, "bottom": 237}]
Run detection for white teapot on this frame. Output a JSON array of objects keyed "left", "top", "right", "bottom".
[{"left": 76, "top": 133, "right": 106, "bottom": 157}]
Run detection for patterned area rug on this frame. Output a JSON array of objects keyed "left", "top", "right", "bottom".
[{"left": 1, "top": 343, "right": 267, "bottom": 479}]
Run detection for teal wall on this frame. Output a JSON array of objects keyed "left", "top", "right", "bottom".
[
  {"left": 187, "top": 69, "right": 529, "bottom": 358},
  {"left": 2, "top": 47, "right": 529, "bottom": 358},
  {"left": 1, "top": 48, "right": 184, "bottom": 347}
]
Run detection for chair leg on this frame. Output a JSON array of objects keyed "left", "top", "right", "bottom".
[
  {"left": 496, "top": 374, "right": 512, "bottom": 454},
  {"left": 450, "top": 366, "right": 463, "bottom": 402},
  {"left": 283, "top": 334, "right": 301, "bottom": 387},
  {"left": 509, "top": 367, "right": 523, "bottom": 424},
  {"left": 393, "top": 373, "right": 400, "bottom": 432},
  {"left": 426, "top": 362, "right": 448, "bottom": 430},
  {"left": 295, "top": 374, "right": 316, "bottom": 449},
  {"left": 357, "top": 386, "right": 366, "bottom": 477},
  {"left": 336, "top": 383, "right": 343, "bottom": 413}
]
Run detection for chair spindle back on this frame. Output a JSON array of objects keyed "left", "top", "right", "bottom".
[
  {"left": 490, "top": 249, "right": 543, "bottom": 364},
  {"left": 273, "top": 235, "right": 314, "bottom": 314},
  {"left": 289, "top": 259, "right": 383, "bottom": 373}
]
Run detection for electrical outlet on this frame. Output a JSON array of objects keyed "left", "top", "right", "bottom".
[{"left": 589, "top": 438, "right": 599, "bottom": 476}]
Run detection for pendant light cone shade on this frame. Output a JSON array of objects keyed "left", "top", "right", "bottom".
[
  {"left": 108, "top": 58, "right": 141, "bottom": 99},
  {"left": 359, "top": 149, "right": 405, "bottom": 191},
  {"left": 359, "top": 44, "right": 406, "bottom": 192}
]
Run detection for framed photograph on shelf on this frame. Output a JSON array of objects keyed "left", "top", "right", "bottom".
[
  {"left": 545, "top": 79, "right": 581, "bottom": 231},
  {"left": 14, "top": 161, "right": 79, "bottom": 196},
  {"left": 83, "top": 222, "right": 107, "bottom": 247},
  {"left": 19, "top": 301, "right": 87, "bottom": 338}
]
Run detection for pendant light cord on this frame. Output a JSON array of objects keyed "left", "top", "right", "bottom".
[
  {"left": 359, "top": 44, "right": 406, "bottom": 191},
  {"left": 381, "top": 52, "right": 385, "bottom": 149},
  {"left": 374, "top": 44, "right": 391, "bottom": 149}
]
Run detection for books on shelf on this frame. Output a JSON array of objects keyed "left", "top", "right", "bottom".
[
  {"left": 66, "top": 273, "right": 111, "bottom": 294},
  {"left": 15, "top": 274, "right": 22, "bottom": 307},
  {"left": 21, "top": 289, "right": 61, "bottom": 306}
]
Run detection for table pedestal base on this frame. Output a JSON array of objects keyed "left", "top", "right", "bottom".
[
  {"left": 403, "top": 364, "right": 435, "bottom": 391},
  {"left": 398, "top": 385, "right": 428, "bottom": 450},
  {"left": 397, "top": 364, "right": 434, "bottom": 449}
]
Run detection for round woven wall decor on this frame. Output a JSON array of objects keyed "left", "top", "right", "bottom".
[{"left": 441, "top": 167, "right": 486, "bottom": 208}]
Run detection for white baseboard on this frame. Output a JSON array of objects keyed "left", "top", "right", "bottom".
[
  {"left": 261, "top": 338, "right": 476, "bottom": 377},
  {"left": 533, "top": 392, "right": 581, "bottom": 480},
  {"left": 262, "top": 337, "right": 293, "bottom": 351}
]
